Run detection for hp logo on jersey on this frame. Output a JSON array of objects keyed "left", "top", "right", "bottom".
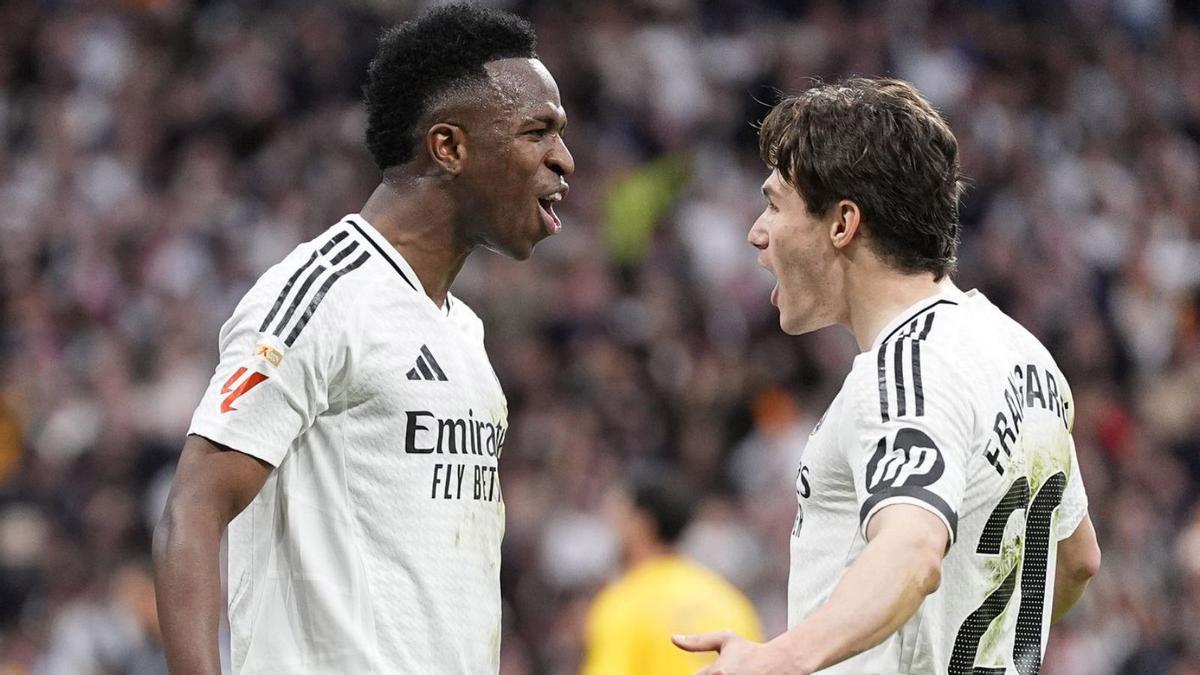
[{"left": 865, "top": 428, "right": 945, "bottom": 493}]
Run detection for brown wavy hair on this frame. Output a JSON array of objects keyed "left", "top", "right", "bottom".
[{"left": 759, "top": 78, "right": 963, "bottom": 280}]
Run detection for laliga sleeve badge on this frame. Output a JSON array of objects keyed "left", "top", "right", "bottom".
[{"left": 253, "top": 342, "right": 284, "bottom": 366}]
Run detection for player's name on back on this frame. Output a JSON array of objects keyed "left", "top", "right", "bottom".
[{"left": 985, "top": 361, "right": 1071, "bottom": 477}]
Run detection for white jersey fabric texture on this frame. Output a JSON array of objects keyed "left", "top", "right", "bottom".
[
  {"left": 788, "top": 286, "right": 1088, "bottom": 675},
  {"left": 189, "top": 214, "right": 509, "bottom": 674}
]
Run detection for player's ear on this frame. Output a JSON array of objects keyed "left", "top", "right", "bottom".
[
  {"left": 426, "top": 122, "right": 468, "bottom": 176},
  {"left": 830, "top": 199, "right": 862, "bottom": 250}
]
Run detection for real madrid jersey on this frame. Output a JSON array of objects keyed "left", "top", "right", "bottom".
[
  {"left": 788, "top": 285, "right": 1088, "bottom": 675},
  {"left": 188, "top": 214, "right": 509, "bottom": 674}
]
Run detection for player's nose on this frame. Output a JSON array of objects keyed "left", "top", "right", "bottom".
[
  {"left": 547, "top": 135, "right": 575, "bottom": 177},
  {"left": 748, "top": 217, "right": 768, "bottom": 250}
]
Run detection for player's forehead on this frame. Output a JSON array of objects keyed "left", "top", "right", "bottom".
[
  {"left": 761, "top": 169, "right": 795, "bottom": 200},
  {"left": 761, "top": 171, "right": 778, "bottom": 196},
  {"left": 484, "top": 57, "right": 565, "bottom": 122}
]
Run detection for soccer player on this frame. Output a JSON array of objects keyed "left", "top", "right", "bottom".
[
  {"left": 151, "top": 5, "right": 573, "bottom": 674},
  {"left": 581, "top": 472, "right": 762, "bottom": 675},
  {"left": 673, "top": 79, "right": 1101, "bottom": 674}
]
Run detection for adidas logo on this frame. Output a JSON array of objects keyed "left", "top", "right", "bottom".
[{"left": 406, "top": 345, "right": 448, "bottom": 381}]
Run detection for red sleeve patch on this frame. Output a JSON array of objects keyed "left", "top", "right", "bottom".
[{"left": 219, "top": 367, "right": 270, "bottom": 413}]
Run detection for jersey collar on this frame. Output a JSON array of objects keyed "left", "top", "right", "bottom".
[
  {"left": 346, "top": 214, "right": 457, "bottom": 316},
  {"left": 869, "top": 284, "right": 972, "bottom": 352},
  {"left": 345, "top": 213, "right": 425, "bottom": 296}
]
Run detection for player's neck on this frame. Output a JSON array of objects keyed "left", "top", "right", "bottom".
[
  {"left": 844, "top": 264, "right": 955, "bottom": 352},
  {"left": 361, "top": 179, "right": 472, "bottom": 308}
]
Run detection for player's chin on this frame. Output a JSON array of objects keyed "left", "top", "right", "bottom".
[
  {"left": 782, "top": 309, "right": 833, "bottom": 336},
  {"left": 508, "top": 243, "right": 536, "bottom": 261},
  {"left": 778, "top": 306, "right": 813, "bottom": 336},
  {"left": 495, "top": 232, "right": 541, "bottom": 261},
  {"left": 497, "top": 212, "right": 557, "bottom": 260},
  {"left": 779, "top": 315, "right": 805, "bottom": 336}
]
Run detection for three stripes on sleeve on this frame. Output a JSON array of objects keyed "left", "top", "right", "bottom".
[
  {"left": 259, "top": 228, "right": 371, "bottom": 347},
  {"left": 876, "top": 301, "right": 955, "bottom": 422}
]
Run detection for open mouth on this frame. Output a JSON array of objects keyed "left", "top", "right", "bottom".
[{"left": 538, "top": 190, "right": 565, "bottom": 235}]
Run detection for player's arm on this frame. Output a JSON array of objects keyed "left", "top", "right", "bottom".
[
  {"left": 153, "top": 435, "right": 273, "bottom": 675},
  {"left": 780, "top": 503, "right": 947, "bottom": 670},
  {"left": 677, "top": 346, "right": 967, "bottom": 674},
  {"left": 1051, "top": 512, "right": 1100, "bottom": 623},
  {"left": 153, "top": 237, "right": 359, "bottom": 673},
  {"left": 772, "top": 345, "right": 963, "bottom": 671},
  {"left": 1050, "top": 400, "right": 1098, "bottom": 624},
  {"left": 674, "top": 504, "right": 946, "bottom": 675}
]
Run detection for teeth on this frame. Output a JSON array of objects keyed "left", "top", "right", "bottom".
[{"left": 543, "top": 193, "right": 562, "bottom": 203}]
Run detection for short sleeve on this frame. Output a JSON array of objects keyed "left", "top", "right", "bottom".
[
  {"left": 1054, "top": 436, "right": 1089, "bottom": 539},
  {"left": 843, "top": 343, "right": 974, "bottom": 546},
  {"left": 188, "top": 257, "right": 353, "bottom": 467}
]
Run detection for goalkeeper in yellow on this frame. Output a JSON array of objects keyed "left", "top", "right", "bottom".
[{"left": 580, "top": 471, "right": 762, "bottom": 675}]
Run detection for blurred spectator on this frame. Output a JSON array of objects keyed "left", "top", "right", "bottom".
[
  {"left": 0, "top": 1, "right": 1198, "bottom": 674},
  {"left": 38, "top": 559, "right": 164, "bottom": 675},
  {"left": 579, "top": 469, "right": 761, "bottom": 675}
]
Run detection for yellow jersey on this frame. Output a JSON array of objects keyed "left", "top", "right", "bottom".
[{"left": 580, "top": 555, "right": 762, "bottom": 675}]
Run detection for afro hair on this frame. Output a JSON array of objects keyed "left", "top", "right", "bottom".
[{"left": 364, "top": 3, "right": 537, "bottom": 171}]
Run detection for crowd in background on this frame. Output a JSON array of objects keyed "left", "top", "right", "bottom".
[{"left": 1, "top": 0, "right": 1199, "bottom": 673}]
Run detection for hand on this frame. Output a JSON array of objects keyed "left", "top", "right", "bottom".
[{"left": 672, "top": 630, "right": 810, "bottom": 675}]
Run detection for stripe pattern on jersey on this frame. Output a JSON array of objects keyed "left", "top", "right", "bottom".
[
  {"left": 259, "top": 228, "right": 372, "bottom": 347},
  {"left": 406, "top": 345, "right": 448, "bottom": 381},
  {"left": 876, "top": 300, "right": 957, "bottom": 422}
]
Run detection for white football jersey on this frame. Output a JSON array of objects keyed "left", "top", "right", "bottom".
[
  {"left": 788, "top": 286, "right": 1088, "bottom": 675},
  {"left": 189, "top": 214, "right": 509, "bottom": 674}
]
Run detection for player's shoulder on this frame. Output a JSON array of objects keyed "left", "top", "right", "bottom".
[
  {"left": 913, "top": 287, "right": 1067, "bottom": 386},
  {"left": 962, "top": 291, "right": 1075, "bottom": 408},
  {"left": 844, "top": 290, "right": 974, "bottom": 408},
  {"left": 230, "top": 219, "right": 384, "bottom": 348}
]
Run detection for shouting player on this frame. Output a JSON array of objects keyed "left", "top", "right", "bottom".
[
  {"left": 674, "top": 79, "right": 1100, "bottom": 674},
  {"left": 152, "top": 5, "right": 572, "bottom": 674}
]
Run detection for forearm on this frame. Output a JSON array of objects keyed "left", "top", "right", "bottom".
[
  {"left": 773, "top": 527, "right": 942, "bottom": 673},
  {"left": 153, "top": 507, "right": 226, "bottom": 675}
]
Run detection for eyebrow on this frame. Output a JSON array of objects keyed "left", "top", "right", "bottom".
[
  {"left": 761, "top": 184, "right": 776, "bottom": 200},
  {"left": 524, "top": 113, "right": 568, "bottom": 132}
]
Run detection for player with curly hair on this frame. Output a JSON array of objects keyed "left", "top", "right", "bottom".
[{"left": 153, "top": 5, "right": 573, "bottom": 674}]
